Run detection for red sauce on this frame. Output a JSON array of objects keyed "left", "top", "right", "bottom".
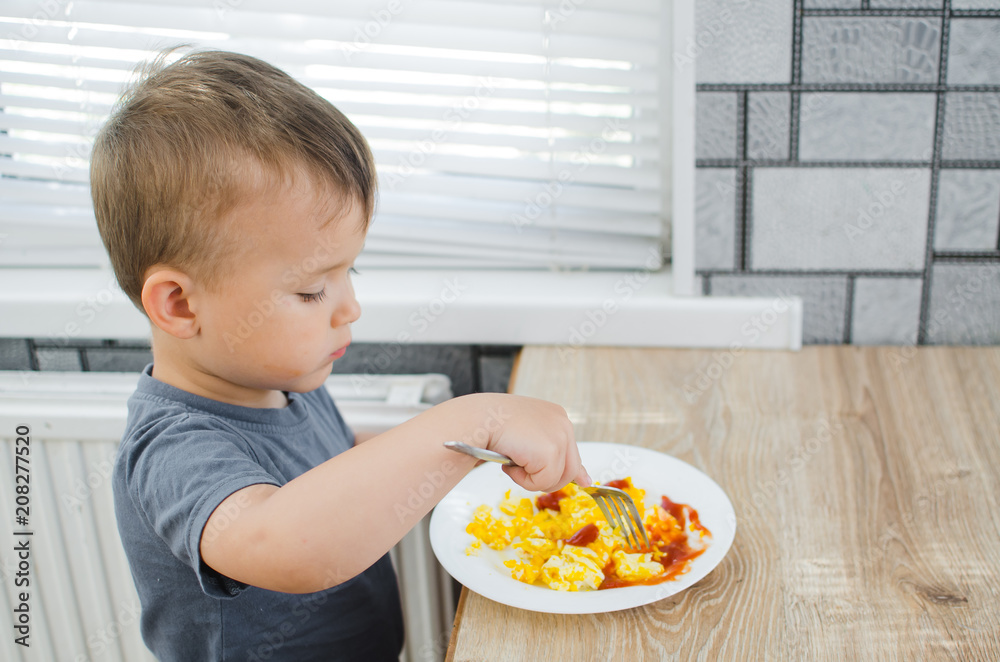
[
  {"left": 564, "top": 523, "right": 599, "bottom": 546},
  {"left": 662, "top": 495, "right": 709, "bottom": 536},
  {"left": 686, "top": 506, "right": 709, "bottom": 536},
  {"left": 594, "top": 485, "right": 711, "bottom": 590},
  {"left": 598, "top": 540, "right": 707, "bottom": 589},
  {"left": 535, "top": 488, "right": 568, "bottom": 512},
  {"left": 654, "top": 539, "right": 706, "bottom": 581},
  {"left": 660, "top": 495, "right": 685, "bottom": 522},
  {"left": 604, "top": 479, "right": 630, "bottom": 490}
]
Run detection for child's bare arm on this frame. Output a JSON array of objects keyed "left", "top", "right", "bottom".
[
  {"left": 352, "top": 430, "right": 378, "bottom": 444},
  {"left": 199, "top": 392, "right": 588, "bottom": 594}
]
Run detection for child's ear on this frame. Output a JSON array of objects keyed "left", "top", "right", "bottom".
[{"left": 141, "top": 266, "right": 199, "bottom": 339}]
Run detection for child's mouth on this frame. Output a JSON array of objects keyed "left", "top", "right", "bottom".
[{"left": 330, "top": 345, "right": 349, "bottom": 360}]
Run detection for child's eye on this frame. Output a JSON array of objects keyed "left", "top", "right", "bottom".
[
  {"left": 349, "top": 266, "right": 360, "bottom": 276},
  {"left": 298, "top": 288, "right": 327, "bottom": 303}
]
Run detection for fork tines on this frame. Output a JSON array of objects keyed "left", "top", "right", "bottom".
[{"left": 585, "top": 486, "right": 650, "bottom": 551}]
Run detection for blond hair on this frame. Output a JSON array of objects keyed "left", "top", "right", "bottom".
[{"left": 91, "top": 49, "right": 377, "bottom": 312}]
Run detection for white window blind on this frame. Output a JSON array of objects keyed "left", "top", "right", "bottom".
[{"left": 1, "top": 0, "right": 667, "bottom": 271}]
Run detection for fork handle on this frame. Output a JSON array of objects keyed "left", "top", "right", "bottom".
[{"left": 443, "top": 441, "right": 517, "bottom": 466}]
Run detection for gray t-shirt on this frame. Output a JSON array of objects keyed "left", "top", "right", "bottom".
[{"left": 113, "top": 364, "right": 403, "bottom": 661}]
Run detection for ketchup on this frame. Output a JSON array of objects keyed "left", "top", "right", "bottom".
[
  {"left": 535, "top": 488, "right": 568, "bottom": 512},
  {"left": 660, "top": 494, "right": 685, "bottom": 522},
  {"left": 594, "top": 484, "right": 711, "bottom": 590},
  {"left": 564, "top": 523, "right": 599, "bottom": 546},
  {"left": 662, "top": 495, "right": 709, "bottom": 536}
]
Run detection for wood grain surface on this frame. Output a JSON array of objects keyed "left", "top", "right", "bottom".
[{"left": 445, "top": 346, "right": 1000, "bottom": 661}]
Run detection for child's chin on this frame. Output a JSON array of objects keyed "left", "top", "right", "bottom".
[{"left": 286, "top": 367, "right": 334, "bottom": 393}]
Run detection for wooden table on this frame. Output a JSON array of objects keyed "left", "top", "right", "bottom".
[{"left": 445, "top": 346, "right": 1000, "bottom": 661}]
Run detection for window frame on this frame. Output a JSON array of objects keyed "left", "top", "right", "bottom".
[{"left": 0, "top": 2, "right": 804, "bottom": 350}]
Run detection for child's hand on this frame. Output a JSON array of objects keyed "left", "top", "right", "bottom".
[{"left": 483, "top": 394, "right": 591, "bottom": 493}]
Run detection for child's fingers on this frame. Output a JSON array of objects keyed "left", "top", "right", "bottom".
[
  {"left": 501, "top": 461, "right": 563, "bottom": 493},
  {"left": 567, "top": 439, "right": 589, "bottom": 486},
  {"left": 500, "top": 463, "right": 527, "bottom": 486},
  {"left": 546, "top": 438, "right": 587, "bottom": 490},
  {"left": 501, "top": 443, "right": 588, "bottom": 493}
]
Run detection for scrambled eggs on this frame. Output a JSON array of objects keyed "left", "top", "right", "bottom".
[{"left": 465, "top": 478, "right": 704, "bottom": 592}]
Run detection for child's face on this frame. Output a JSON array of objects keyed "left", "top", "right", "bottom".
[{"left": 192, "top": 176, "right": 366, "bottom": 399}]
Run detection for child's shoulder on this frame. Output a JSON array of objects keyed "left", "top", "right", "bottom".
[
  {"left": 117, "top": 368, "right": 252, "bottom": 465},
  {"left": 124, "top": 379, "right": 238, "bottom": 438}
]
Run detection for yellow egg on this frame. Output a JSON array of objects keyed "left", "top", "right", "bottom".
[{"left": 464, "top": 477, "right": 688, "bottom": 592}]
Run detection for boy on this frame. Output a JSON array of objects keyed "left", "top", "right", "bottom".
[{"left": 91, "top": 50, "right": 589, "bottom": 661}]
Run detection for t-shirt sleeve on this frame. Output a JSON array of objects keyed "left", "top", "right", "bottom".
[{"left": 121, "top": 413, "right": 281, "bottom": 599}]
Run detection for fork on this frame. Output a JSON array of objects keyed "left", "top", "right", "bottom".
[{"left": 443, "top": 441, "right": 651, "bottom": 550}]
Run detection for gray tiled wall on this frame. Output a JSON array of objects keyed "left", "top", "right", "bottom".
[
  {"left": 696, "top": 0, "right": 1000, "bottom": 344},
  {"left": 0, "top": 338, "right": 517, "bottom": 397}
]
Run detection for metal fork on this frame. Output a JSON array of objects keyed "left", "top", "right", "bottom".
[{"left": 443, "top": 441, "right": 651, "bottom": 550}]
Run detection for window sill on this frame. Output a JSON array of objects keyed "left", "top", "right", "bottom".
[{"left": 0, "top": 268, "right": 802, "bottom": 349}]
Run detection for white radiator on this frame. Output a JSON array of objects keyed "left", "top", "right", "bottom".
[{"left": 0, "top": 370, "right": 456, "bottom": 662}]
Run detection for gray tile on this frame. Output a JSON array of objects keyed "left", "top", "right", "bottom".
[
  {"left": 851, "top": 277, "right": 924, "bottom": 345},
  {"left": 0, "top": 339, "right": 32, "bottom": 370},
  {"left": 926, "top": 264, "right": 1000, "bottom": 344},
  {"left": 696, "top": 92, "right": 738, "bottom": 160},
  {"left": 802, "top": 17, "right": 941, "bottom": 84},
  {"left": 952, "top": 0, "right": 1000, "bottom": 8},
  {"left": 805, "top": 0, "right": 860, "bottom": 7},
  {"left": 934, "top": 169, "right": 1000, "bottom": 251},
  {"left": 330, "top": 343, "right": 475, "bottom": 396},
  {"left": 799, "top": 93, "right": 937, "bottom": 161},
  {"left": 695, "top": 169, "right": 737, "bottom": 270},
  {"left": 111, "top": 339, "right": 153, "bottom": 349},
  {"left": 710, "top": 275, "right": 848, "bottom": 344},
  {"left": 798, "top": 91, "right": 837, "bottom": 128},
  {"left": 479, "top": 353, "right": 516, "bottom": 393},
  {"left": 83, "top": 347, "right": 154, "bottom": 373},
  {"left": 36, "top": 348, "right": 82, "bottom": 371},
  {"left": 752, "top": 168, "right": 931, "bottom": 271},
  {"left": 32, "top": 338, "right": 108, "bottom": 348},
  {"left": 869, "top": 0, "right": 941, "bottom": 7},
  {"left": 694, "top": 0, "right": 793, "bottom": 84},
  {"left": 947, "top": 20, "right": 1000, "bottom": 86},
  {"left": 942, "top": 93, "right": 1000, "bottom": 161},
  {"left": 747, "top": 92, "right": 790, "bottom": 161}
]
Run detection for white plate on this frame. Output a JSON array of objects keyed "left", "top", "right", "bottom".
[{"left": 429, "top": 442, "right": 737, "bottom": 614}]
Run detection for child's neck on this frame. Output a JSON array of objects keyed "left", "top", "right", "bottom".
[{"left": 149, "top": 334, "right": 289, "bottom": 409}]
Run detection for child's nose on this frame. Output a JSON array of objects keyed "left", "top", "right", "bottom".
[
  {"left": 334, "top": 286, "right": 361, "bottom": 327},
  {"left": 342, "top": 295, "right": 361, "bottom": 325}
]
